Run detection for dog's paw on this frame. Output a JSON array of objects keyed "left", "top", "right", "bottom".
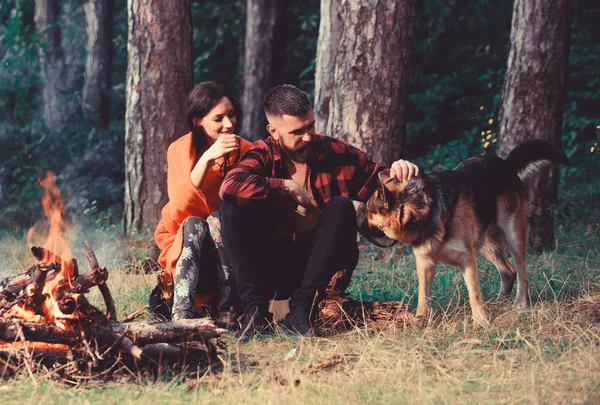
[
  {"left": 513, "top": 298, "right": 529, "bottom": 308},
  {"left": 496, "top": 292, "right": 511, "bottom": 301},
  {"left": 414, "top": 314, "right": 429, "bottom": 328},
  {"left": 472, "top": 311, "right": 490, "bottom": 328}
]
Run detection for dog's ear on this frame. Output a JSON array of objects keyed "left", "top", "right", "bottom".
[
  {"left": 398, "top": 180, "right": 431, "bottom": 226},
  {"left": 378, "top": 169, "right": 409, "bottom": 193},
  {"left": 378, "top": 169, "right": 392, "bottom": 188}
]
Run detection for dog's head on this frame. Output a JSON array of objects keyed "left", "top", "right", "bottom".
[{"left": 366, "top": 169, "right": 432, "bottom": 243}]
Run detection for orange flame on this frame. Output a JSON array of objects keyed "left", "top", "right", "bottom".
[
  {"left": 5, "top": 171, "right": 79, "bottom": 328},
  {"left": 26, "top": 171, "right": 73, "bottom": 279}
]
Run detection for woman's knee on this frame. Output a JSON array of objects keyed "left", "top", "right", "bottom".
[
  {"left": 206, "top": 212, "right": 223, "bottom": 244},
  {"left": 182, "top": 216, "right": 209, "bottom": 235}
]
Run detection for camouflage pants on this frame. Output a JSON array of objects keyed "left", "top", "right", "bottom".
[{"left": 172, "top": 212, "right": 234, "bottom": 320}]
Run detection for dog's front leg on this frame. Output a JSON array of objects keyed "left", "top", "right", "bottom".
[
  {"left": 415, "top": 253, "right": 436, "bottom": 321},
  {"left": 461, "top": 250, "right": 490, "bottom": 328}
]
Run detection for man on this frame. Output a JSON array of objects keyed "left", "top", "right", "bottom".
[{"left": 219, "top": 85, "right": 418, "bottom": 341}]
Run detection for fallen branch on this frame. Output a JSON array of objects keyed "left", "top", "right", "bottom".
[
  {"left": 83, "top": 240, "right": 117, "bottom": 322},
  {"left": 122, "top": 306, "right": 148, "bottom": 323},
  {"left": 0, "top": 318, "right": 219, "bottom": 347}
]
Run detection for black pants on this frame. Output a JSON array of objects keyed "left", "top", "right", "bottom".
[{"left": 220, "top": 196, "right": 359, "bottom": 313}]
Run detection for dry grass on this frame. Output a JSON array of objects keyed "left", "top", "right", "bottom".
[{"left": 1, "top": 229, "right": 600, "bottom": 404}]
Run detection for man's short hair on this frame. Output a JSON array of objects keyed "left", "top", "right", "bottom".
[{"left": 264, "top": 84, "right": 311, "bottom": 119}]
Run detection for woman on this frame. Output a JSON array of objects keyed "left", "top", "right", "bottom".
[{"left": 153, "top": 82, "right": 253, "bottom": 321}]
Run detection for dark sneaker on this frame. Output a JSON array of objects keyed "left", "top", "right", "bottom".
[
  {"left": 235, "top": 305, "right": 272, "bottom": 343},
  {"left": 216, "top": 307, "right": 240, "bottom": 330},
  {"left": 283, "top": 304, "right": 316, "bottom": 337}
]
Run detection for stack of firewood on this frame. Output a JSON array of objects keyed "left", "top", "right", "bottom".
[{"left": 0, "top": 241, "right": 222, "bottom": 379}]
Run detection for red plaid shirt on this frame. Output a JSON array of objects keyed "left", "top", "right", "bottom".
[{"left": 219, "top": 134, "right": 383, "bottom": 210}]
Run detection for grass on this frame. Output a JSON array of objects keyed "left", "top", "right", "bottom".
[
  {"left": 1, "top": 223, "right": 600, "bottom": 404},
  {"left": 0, "top": 154, "right": 599, "bottom": 403}
]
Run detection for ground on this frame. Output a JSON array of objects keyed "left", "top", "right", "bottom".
[{"left": 1, "top": 225, "right": 599, "bottom": 404}]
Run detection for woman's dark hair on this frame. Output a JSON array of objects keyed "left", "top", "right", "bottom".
[{"left": 187, "top": 81, "right": 241, "bottom": 154}]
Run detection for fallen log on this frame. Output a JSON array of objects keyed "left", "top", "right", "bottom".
[{"left": 0, "top": 318, "right": 220, "bottom": 347}]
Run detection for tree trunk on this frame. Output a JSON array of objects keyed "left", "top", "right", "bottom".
[
  {"left": 313, "top": 0, "right": 341, "bottom": 134},
  {"left": 498, "top": 0, "right": 572, "bottom": 252},
  {"left": 34, "top": 0, "right": 75, "bottom": 133},
  {"left": 323, "top": 0, "right": 416, "bottom": 166},
  {"left": 82, "top": 0, "right": 114, "bottom": 127},
  {"left": 124, "top": 0, "right": 192, "bottom": 234},
  {"left": 242, "top": 0, "right": 287, "bottom": 140}
]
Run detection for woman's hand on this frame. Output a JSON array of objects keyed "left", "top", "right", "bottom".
[
  {"left": 199, "top": 134, "right": 240, "bottom": 167},
  {"left": 190, "top": 134, "right": 240, "bottom": 188}
]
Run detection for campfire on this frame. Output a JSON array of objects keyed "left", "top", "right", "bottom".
[
  {"left": 0, "top": 172, "right": 416, "bottom": 380},
  {"left": 0, "top": 172, "right": 222, "bottom": 379}
]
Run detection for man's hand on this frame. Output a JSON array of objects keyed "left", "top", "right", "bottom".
[
  {"left": 284, "top": 179, "right": 316, "bottom": 208},
  {"left": 390, "top": 159, "right": 419, "bottom": 182}
]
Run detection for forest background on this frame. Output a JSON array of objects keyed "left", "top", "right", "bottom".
[
  {"left": 1, "top": 0, "right": 598, "bottom": 236},
  {"left": 1, "top": 1, "right": 600, "bottom": 402}
]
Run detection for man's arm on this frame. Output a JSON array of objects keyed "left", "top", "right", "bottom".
[
  {"left": 219, "top": 144, "right": 285, "bottom": 207},
  {"left": 332, "top": 138, "right": 418, "bottom": 202}
]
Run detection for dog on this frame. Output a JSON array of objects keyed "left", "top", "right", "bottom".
[{"left": 365, "top": 140, "right": 569, "bottom": 326}]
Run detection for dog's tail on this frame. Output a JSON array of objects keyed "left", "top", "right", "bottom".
[{"left": 505, "top": 140, "right": 570, "bottom": 176}]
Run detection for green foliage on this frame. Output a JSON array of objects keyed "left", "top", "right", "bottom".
[
  {"left": 190, "top": 0, "right": 320, "bottom": 95},
  {"left": 191, "top": 0, "right": 246, "bottom": 91},
  {"left": 0, "top": 0, "right": 598, "bottom": 233},
  {"left": 0, "top": 0, "right": 126, "bottom": 230},
  {"left": 407, "top": 0, "right": 511, "bottom": 160},
  {"left": 285, "top": 0, "right": 320, "bottom": 92},
  {"left": 408, "top": 0, "right": 600, "bottom": 169}
]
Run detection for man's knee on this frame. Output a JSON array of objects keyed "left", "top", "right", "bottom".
[
  {"left": 324, "top": 196, "right": 356, "bottom": 221},
  {"left": 219, "top": 200, "right": 251, "bottom": 223}
]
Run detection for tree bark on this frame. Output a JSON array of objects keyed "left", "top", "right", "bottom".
[
  {"left": 323, "top": 0, "right": 416, "bottom": 166},
  {"left": 34, "top": 0, "right": 76, "bottom": 133},
  {"left": 82, "top": 0, "right": 114, "bottom": 127},
  {"left": 124, "top": 0, "right": 193, "bottom": 234},
  {"left": 314, "top": 0, "right": 341, "bottom": 134},
  {"left": 242, "top": 0, "right": 287, "bottom": 140},
  {"left": 498, "top": 0, "right": 572, "bottom": 252}
]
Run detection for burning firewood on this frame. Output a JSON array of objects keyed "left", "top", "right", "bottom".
[
  {"left": 0, "top": 243, "right": 222, "bottom": 378},
  {"left": 0, "top": 172, "right": 223, "bottom": 379}
]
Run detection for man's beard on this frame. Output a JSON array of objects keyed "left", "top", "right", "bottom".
[{"left": 281, "top": 143, "right": 316, "bottom": 164}]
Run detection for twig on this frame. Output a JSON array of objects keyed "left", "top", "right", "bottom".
[
  {"left": 82, "top": 240, "right": 100, "bottom": 269},
  {"left": 98, "top": 284, "right": 118, "bottom": 322},
  {"left": 122, "top": 306, "right": 148, "bottom": 323},
  {"left": 83, "top": 240, "right": 117, "bottom": 322},
  {"left": 12, "top": 320, "right": 38, "bottom": 384}
]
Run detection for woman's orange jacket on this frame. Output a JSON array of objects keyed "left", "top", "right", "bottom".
[{"left": 155, "top": 132, "right": 253, "bottom": 284}]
